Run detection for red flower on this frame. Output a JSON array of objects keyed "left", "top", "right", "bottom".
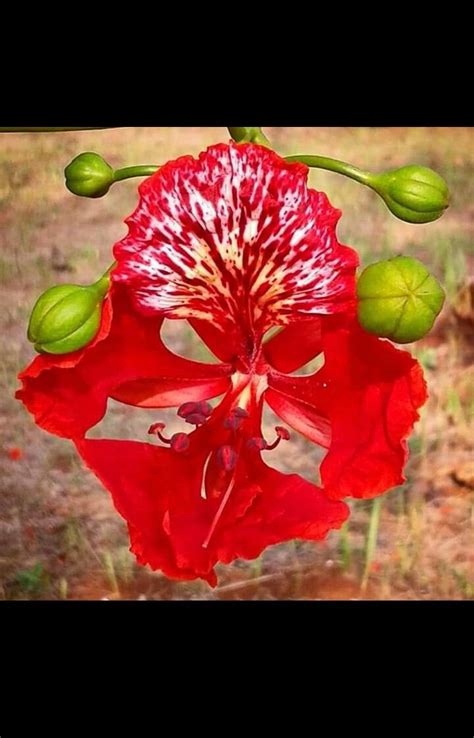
[
  {"left": 7, "top": 446, "right": 23, "bottom": 461},
  {"left": 16, "top": 143, "right": 427, "bottom": 585}
]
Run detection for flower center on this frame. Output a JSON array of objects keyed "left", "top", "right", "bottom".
[{"left": 147, "top": 379, "right": 291, "bottom": 548}]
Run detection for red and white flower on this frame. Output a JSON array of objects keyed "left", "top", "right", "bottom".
[{"left": 16, "top": 143, "right": 427, "bottom": 585}]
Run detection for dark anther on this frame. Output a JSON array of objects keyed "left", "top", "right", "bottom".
[
  {"left": 185, "top": 412, "right": 207, "bottom": 426},
  {"left": 224, "top": 415, "right": 242, "bottom": 431},
  {"left": 148, "top": 422, "right": 171, "bottom": 445},
  {"left": 216, "top": 445, "right": 237, "bottom": 472},
  {"left": 196, "top": 401, "right": 213, "bottom": 417},
  {"left": 178, "top": 400, "right": 212, "bottom": 420},
  {"left": 266, "top": 426, "right": 291, "bottom": 451},
  {"left": 247, "top": 437, "right": 268, "bottom": 451},
  {"left": 224, "top": 406, "right": 249, "bottom": 431},
  {"left": 148, "top": 422, "right": 166, "bottom": 435},
  {"left": 232, "top": 407, "right": 249, "bottom": 418},
  {"left": 170, "top": 433, "right": 190, "bottom": 452},
  {"left": 248, "top": 426, "right": 291, "bottom": 452},
  {"left": 177, "top": 402, "right": 198, "bottom": 418}
]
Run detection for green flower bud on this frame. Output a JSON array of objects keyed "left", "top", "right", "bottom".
[
  {"left": 64, "top": 152, "right": 114, "bottom": 198},
  {"left": 357, "top": 256, "right": 445, "bottom": 343},
  {"left": 371, "top": 165, "right": 449, "bottom": 224},
  {"left": 28, "top": 277, "right": 109, "bottom": 354}
]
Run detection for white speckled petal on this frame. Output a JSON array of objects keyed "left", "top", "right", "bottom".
[{"left": 113, "top": 143, "right": 358, "bottom": 342}]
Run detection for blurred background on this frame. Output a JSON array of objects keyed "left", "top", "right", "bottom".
[{"left": 0, "top": 127, "right": 472, "bottom": 600}]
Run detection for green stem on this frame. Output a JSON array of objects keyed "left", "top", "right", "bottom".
[
  {"left": 92, "top": 262, "right": 117, "bottom": 298},
  {"left": 284, "top": 154, "right": 373, "bottom": 187},
  {"left": 228, "top": 127, "right": 271, "bottom": 148},
  {"left": 0, "top": 127, "right": 119, "bottom": 133},
  {"left": 361, "top": 497, "right": 383, "bottom": 592},
  {"left": 228, "top": 127, "right": 250, "bottom": 141},
  {"left": 103, "top": 261, "right": 117, "bottom": 276},
  {"left": 339, "top": 522, "right": 352, "bottom": 572},
  {"left": 113, "top": 165, "right": 159, "bottom": 182}
]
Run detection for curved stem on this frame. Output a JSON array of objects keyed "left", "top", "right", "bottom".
[
  {"left": 112, "top": 165, "right": 159, "bottom": 182},
  {"left": 228, "top": 127, "right": 271, "bottom": 148},
  {"left": 284, "top": 154, "right": 373, "bottom": 186},
  {"left": 102, "top": 261, "right": 117, "bottom": 277}
]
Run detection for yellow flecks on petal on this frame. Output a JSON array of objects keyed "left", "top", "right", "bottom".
[
  {"left": 243, "top": 219, "right": 259, "bottom": 244},
  {"left": 114, "top": 142, "right": 357, "bottom": 337},
  {"left": 231, "top": 373, "right": 268, "bottom": 409}
]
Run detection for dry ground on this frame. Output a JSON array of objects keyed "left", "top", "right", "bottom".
[{"left": 0, "top": 127, "right": 473, "bottom": 600}]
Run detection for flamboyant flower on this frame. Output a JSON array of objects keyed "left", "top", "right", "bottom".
[{"left": 16, "top": 143, "right": 427, "bottom": 585}]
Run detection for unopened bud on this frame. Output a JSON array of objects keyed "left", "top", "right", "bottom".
[
  {"left": 357, "top": 256, "right": 445, "bottom": 343},
  {"left": 371, "top": 165, "right": 449, "bottom": 224},
  {"left": 27, "top": 276, "right": 109, "bottom": 354},
  {"left": 64, "top": 152, "right": 114, "bottom": 198}
]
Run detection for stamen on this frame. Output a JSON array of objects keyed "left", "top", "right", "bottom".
[
  {"left": 224, "top": 415, "right": 242, "bottom": 431},
  {"left": 247, "top": 427, "right": 291, "bottom": 452},
  {"left": 170, "top": 433, "right": 190, "bottom": 452},
  {"left": 247, "top": 437, "right": 268, "bottom": 450},
  {"left": 266, "top": 426, "right": 291, "bottom": 451},
  {"left": 216, "top": 445, "right": 237, "bottom": 472},
  {"left": 177, "top": 402, "right": 199, "bottom": 418},
  {"left": 224, "top": 406, "right": 250, "bottom": 431},
  {"left": 202, "top": 478, "right": 236, "bottom": 549},
  {"left": 200, "top": 452, "right": 213, "bottom": 500},
  {"left": 200, "top": 410, "right": 260, "bottom": 549},
  {"left": 148, "top": 422, "right": 166, "bottom": 435},
  {"left": 232, "top": 407, "right": 249, "bottom": 418},
  {"left": 178, "top": 401, "right": 212, "bottom": 420},
  {"left": 148, "top": 422, "right": 172, "bottom": 445},
  {"left": 196, "top": 401, "right": 213, "bottom": 417},
  {"left": 185, "top": 412, "right": 207, "bottom": 426}
]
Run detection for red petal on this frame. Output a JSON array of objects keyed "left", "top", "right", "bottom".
[
  {"left": 17, "top": 286, "right": 231, "bottom": 439},
  {"left": 75, "top": 432, "right": 347, "bottom": 586},
  {"left": 321, "top": 325, "right": 427, "bottom": 499},
  {"left": 187, "top": 317, "right": 241, "bottom": 363},
  {"left": 264, "top": 318, "right": 323, "bottom": 374},
  {"left": 113, "top": 143, "right": 358, "bottom": 345},
  {"left": 265, "top": 382, "right": 331, "bottom": 448},
  {"left": 110, "top": 375, "right": 228, "bottom": 408},
  {"left": 73, "top": 388, "right": 346, "bottom": 586},
  {"left": 268, "top": 317, "right": 427, "bottom": 499},
  {"left": 74, "top": 432, "right": 257, "bottom": 584},
  {"left": 75, "top": 437, "right": 219, "bottom": 584},
  {"left": 216, "top": 461, "right": 349, "bottom": 563}
]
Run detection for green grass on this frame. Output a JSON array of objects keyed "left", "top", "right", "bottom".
[{"left": 14, "top": 563, "right": 49, "bottom": 597}]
